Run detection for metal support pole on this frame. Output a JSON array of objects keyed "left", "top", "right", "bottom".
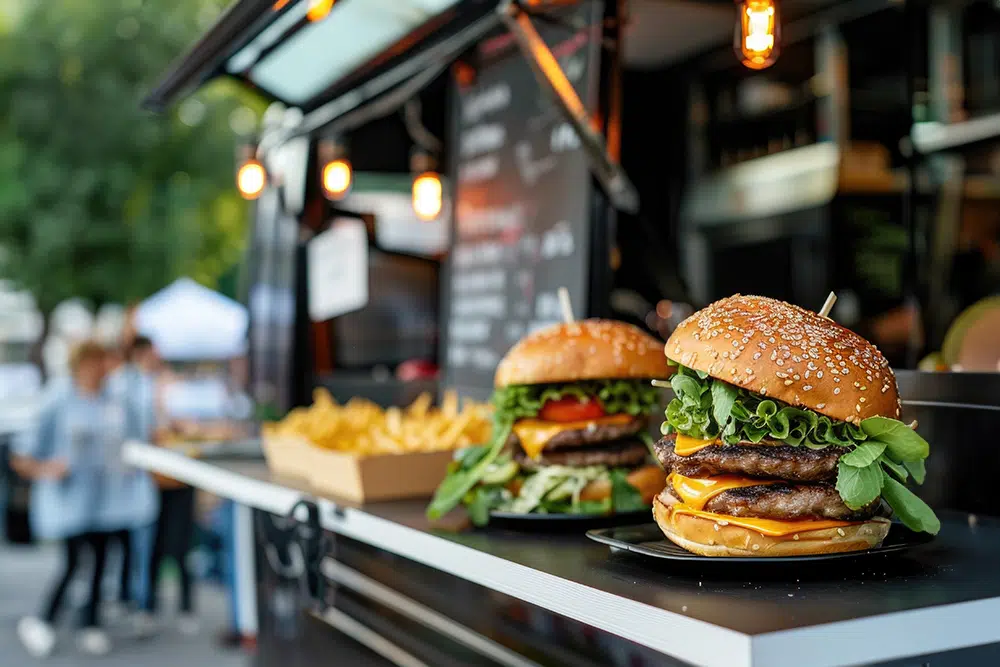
[{"left": 497, "top": 0, "right": 639, "bottom": 214}]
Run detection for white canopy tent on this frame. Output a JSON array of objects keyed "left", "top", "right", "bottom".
[{"left": 136, "top": 278, "right": 249, "bottom": 361}]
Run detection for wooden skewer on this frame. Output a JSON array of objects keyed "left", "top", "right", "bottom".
[
  {"left": 818, "top": 292, "right": 837, "bottom": 318},
  {"left": 557, "top": 287, "right": 575, "bottom": 324}
]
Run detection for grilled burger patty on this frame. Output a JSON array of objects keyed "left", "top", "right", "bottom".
[
  {"left": 506, "top": 415, "right": 648, "bottom": 451},
  {"left": 513, "top": 440, "right": 649, "bottom": 470},
  {"left": 660, "top": 483, "right": 881, "bottom": 522},
  {"left": 654, "top": 433, "right": 841, "bottom": 483}
]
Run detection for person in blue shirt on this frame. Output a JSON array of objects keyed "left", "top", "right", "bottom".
[
  {"left": 105, "top": 335, "right": 160, "bottom": 615},
  {"left": 12, "top": 341, "right": 157, "bottom": 658}
]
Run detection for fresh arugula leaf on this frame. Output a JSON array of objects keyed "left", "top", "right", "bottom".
[
  {"left": 860, "top": 416, "right": 929, "bottom": 462},
  {"left": 839, "top": 441, "right": 887, "bottom": 468},
  {"left": 426, "top": 422, "right": 512, "bottom": 520},
  {"left": 881, "top": 471, "right": 940, "bottom": 535},
  {"left": 711, "top": 381, "right": 737, "bottom": 433},
  {"left": 904, "top": 458, "right": 927, "bottom": 485},
  {"left": 575, "top": 498, "right": 613, "bottom": 515},
  {"left": 466, "top": 487, "right": 507, "bottom": 527},
  {"left": 836, "top": 460, "right": 884, "bottom": 510},
  {"left": 878, "top": 454, "right": 909, "bottom": 482},
  {"left": 609, "top": 469, "right": 647, "bottom": 512}
]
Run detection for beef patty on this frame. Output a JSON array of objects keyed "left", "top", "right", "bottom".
[
  {"left": 506, "top": 415, "right": 648, "bottom": 451},
  {"left": 654, "top": 433, "right": 842, "bottom": 483},
  {"left": 513, "top": 440, "right": 649, "bottom": 470},
  {"left": 660, "top": 483, "right": 880, "bottom": 522}
]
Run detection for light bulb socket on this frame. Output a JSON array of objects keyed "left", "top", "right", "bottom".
[{"left": 410, "top": 149, "right": 437, "bottom": 175}]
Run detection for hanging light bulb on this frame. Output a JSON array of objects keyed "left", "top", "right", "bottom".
[
  {"left": 307, "top": 0, "right": 335, "bottom": 22},
  {"left": 410, "top": 149, "right": 443, "bottom": 221},
  {"left": 236, "top": 159, "right": 267, "bottom": 200},
  {"left": 412, "top": 172, "right": 443, "bottom": 221},
  {"left": 322, "top": 159, "right": 352, "bottom": 199},
  {"left": 735, "top": 0, "right": 780, "bottom": 70},
  {"left": 319, "top": 139, "right": 352, "bottom": 200}
]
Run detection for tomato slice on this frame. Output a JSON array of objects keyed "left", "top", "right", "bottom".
[{"left": 538, "top": 396, "right": 605, "bottom": 422}]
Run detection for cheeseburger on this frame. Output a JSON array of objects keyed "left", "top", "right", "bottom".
[
  {"left": 428, "top": 320, "right": 669, "bottom": 524},
  {"left": 654, "top": 295, "right": 939, "bottom": 557}
]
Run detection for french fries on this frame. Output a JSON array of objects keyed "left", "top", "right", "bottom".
[{"left": 262, "top": 389, "right": 492, "bottom": 455}]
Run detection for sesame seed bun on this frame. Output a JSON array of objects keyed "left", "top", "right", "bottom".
[
  {"left": 665, "top": 295, "right": 900, "bottom": 424},
  {"left": 653, "top": 496, "right": 890, "bottom": 557},
  {"left": 494, "top": 319, "right": 671, "bottom": 388}
]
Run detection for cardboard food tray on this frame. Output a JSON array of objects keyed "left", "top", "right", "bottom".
[
  {"left": 263, "top": 435, "right": 453, "bottom": 502},
  {"left": 261, "top": 436, "right": 318, "bottom": 481}
]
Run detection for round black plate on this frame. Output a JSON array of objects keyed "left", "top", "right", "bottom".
[
  {"left": 488, "top": 509, "right": 652, "bottom": 530},
  {"left": 586, "top": 522, "right": 934, "bottom": 563}
]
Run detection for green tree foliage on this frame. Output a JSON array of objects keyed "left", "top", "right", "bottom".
[{"left": 0, "top": 0, "right": 263, "bottom": 314}]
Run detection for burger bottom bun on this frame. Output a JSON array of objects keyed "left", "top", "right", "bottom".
[
  {"left": 580, "top": 464, "right": 665, "bottom": 505},
  {"left": 652, "top": 497, "right": 891, "bottom": 557}
]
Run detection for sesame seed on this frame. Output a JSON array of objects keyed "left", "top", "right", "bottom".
[
  {"left": 803, "top": 385, "right": 813, "bottom": 391},
  {"left": 837, "top": 528, "right": 846, "bottom": 537},
  {"left": 817, "top": 371, "right": 823, "bottom": 378},
  {"left": 859, "top": 397, "right": 866, "bottom": 403},
  {"left": 860, "top": 386, "right": 867, "bottom": 391},
  {"left": 817, "top": 403, "right": 826, "bottom": 409},
  {"left": 793, "top": 534, "right": 800, "bottom": 540},
  {"left": 793, "top": 374, "right": 800, "bottom": 380},
  {"left": 752, "top": 544, "right": 760, "bottom": 551},
  {"left": 881, "top": 386, "right": 889, "bottom": 393},
  {"left": 713, "top": 524, "right": 720, "bottom": 532},
  {"left": 776, "top": 359, "right": 784, "bottom": 366},
  {"left": 855, "top": 405, "right": 861, "bottom": 413},
  {"left": 718, "top": 520, "right": 729, "bottom": 526},
  {"left": 834, "top": 387, "right": 841, "bottom": 394},
  {"left": 784, "top": 380, "right": 793, "bottom": 386}
]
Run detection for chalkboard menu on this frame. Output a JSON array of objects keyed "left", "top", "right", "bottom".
[{"left": 443, "top": 0, "right": 604, "bottom": 400}]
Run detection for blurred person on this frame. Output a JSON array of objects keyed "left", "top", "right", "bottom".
[
  {"left": 135, "top": 364, "right": 220, "bottom": 637},
  {"left": 106, "top": 336, "right": 161, "bottom": 618},
  {"left": 11, "top": 341, "right": 156, "bottom": 658}
]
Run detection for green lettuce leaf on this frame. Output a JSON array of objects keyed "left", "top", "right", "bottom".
[
  {"left": 426, "top": 421, "right": 512, "bottom": 520},
  {"left": 839, "top": 441, "right": 887, "bottom": 468},
  {"left": 860, "top": 416, "right": 929, "bottom": 462},
  {"left": 609, "top": 469, "right": 647, "bottom": 512},
  {"left": 904, "top": 458, "right": 927, "bottom": 485},
  {"left": 881, "top": 471, "right": 940, "bottom": 535},
  {"left": 836, "top": 460, "right": 884, "bottom": 510},
  {"left": 662, "top": 364, "right": 866, "bottom": 448},
  {"left": 493, "top": 379, "right": 662, "bottom": 425}
]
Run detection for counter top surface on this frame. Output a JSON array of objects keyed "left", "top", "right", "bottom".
[{"left": 124, "top": 442, "right": 1000, "bottom": 667}]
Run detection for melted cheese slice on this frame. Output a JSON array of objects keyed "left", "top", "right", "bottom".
[
  {"left": 669, "top": 473, "right": 777, "bottom": 511},
  {"left": 512, "top": 414, "right": 634, "bottom": 460},
  {"left": 673, "top": 434, "right": 719, "bottom": 456},
  {"left": 668, "top": 505, "right": 856, "bottom": 537}
]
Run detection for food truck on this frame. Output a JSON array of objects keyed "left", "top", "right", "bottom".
[{"left": 128, "top": 0, "right": 1000, "bottom": 664}]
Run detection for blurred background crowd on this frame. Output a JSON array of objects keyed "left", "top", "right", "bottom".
[{"left": 0, "top": 0, "right": 263, "bottom": 663}]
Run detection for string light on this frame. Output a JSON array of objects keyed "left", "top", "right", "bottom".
[
  {"left": 307, "top": 0, "right": 335, "bottom": 22},
  {"left": 735, "top": 0, "right": 780, "bottom": 70},
  {"left": 322, "top": 158, "right": 352, "bottom": 200},
  {"left": 412, "top": 172, "right": 443, "bottom": 221},
  {"left": 236, "top": 159, "right": 267, "bottom": 199}
]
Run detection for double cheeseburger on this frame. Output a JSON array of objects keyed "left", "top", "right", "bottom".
[
  {"left": 428, "top": 320, "right": 669, "bottom": 524},
  {"left": 654, "top": 295, "right": 940, "bottom": 557}
]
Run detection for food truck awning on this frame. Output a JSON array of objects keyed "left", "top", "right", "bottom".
[{"left": 142, "top": 0, "right": 500, "bottom": 112}]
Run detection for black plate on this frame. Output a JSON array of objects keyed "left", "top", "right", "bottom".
[
  {"left": 488, "top": 509, "right": 652, "bottom": 530},
  {"left": 587, "top": 522, "right": 934, "bottom": 563}
]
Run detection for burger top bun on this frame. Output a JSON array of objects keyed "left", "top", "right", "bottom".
[
  {"left": 665, "top": 295, "right": 900, "bottom": 424},
  {"left": 494, "top": 319, "right": 670, "bottom": 388}
]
